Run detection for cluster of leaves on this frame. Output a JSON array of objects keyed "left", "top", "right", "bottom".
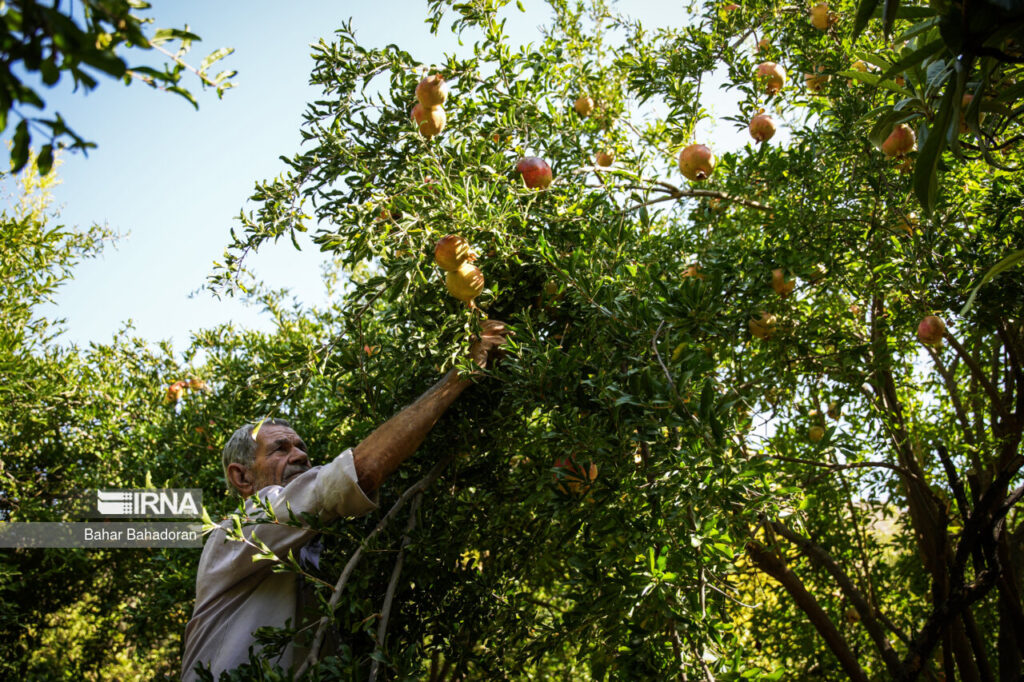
[
  {"left": 849, "top": 0, "right": 1024, "bottom": 212},
  {"left": 1, "top": 0, "right": 235, "bottom": 174}
]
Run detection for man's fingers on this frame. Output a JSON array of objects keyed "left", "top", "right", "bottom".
[
  {"left": 480, "top": 319, "right": 513, "bottom": 341},
  {"left": 480, "top": 319, "right": 508, "bottom": 335}
]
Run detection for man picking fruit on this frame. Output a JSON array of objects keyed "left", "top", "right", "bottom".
[{"left": 181, "top": 320, "right": 508, "bottom": 680}]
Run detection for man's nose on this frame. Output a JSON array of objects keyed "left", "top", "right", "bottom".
[{"left": 288, "top": 448, "right": 310, "bottom": 466}]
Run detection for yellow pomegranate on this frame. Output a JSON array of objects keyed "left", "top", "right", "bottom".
[
  {"left": 446, "top": 262, "right": 485, "bottom": 308},
  {"left": 415, "top": 74, "right": 448, "bottom": 108},
  {"left": 749, "top": 311, "right": 777, "bottom": 340},
  {"left": 411, "top": 102, "right": 446, "bottom": 138},
  {"left": 678, "top": 144, "right": 715, "bottom": 182},
  {"left": 574, "top": 95, "right": 595, "bottom": 117}
]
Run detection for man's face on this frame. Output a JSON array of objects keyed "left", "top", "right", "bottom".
[{"left": 249, "top": 423, "right": 312, "bottom": 491}]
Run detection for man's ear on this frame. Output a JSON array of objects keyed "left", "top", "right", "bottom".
[{"left": 227, "top": 462, "right": 255, "bottom": 498}]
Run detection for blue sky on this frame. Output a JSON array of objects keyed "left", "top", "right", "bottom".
[{"left": 13, "top": 0, "right": 755, "bottom": 352}]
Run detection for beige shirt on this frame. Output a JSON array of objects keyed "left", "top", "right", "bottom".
[{"left": 180, "top": 449, "right": 377, "bottom": 680}]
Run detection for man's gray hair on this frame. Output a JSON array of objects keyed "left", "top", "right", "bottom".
[{"left": 222, "top": 418, "right": 293, "bottom": 494}]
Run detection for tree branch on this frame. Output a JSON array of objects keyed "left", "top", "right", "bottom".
[
  {"left": 935, "top": 445, "right": 972, "bottom": 523},
  {"left": 296, "top": 454, "right": 453, "bottom": 678},
  {"left": 768, "top": 521, "right": 902, "bottom": 678},
  {"left": 616, "top": 185, "right": 771, "bottom": 213},
  {"left": 945, "top": 332, "right": 1010, "bottom": 422},
  {"left": 765, "top": 453, "right": 915, "bottom": 479},
  {"left": 925, "top": 346, "right": 978, "bottom": 449},
  {"left": 369, "top": 492, "right": 423, "bottom": 682},
  {"left": 745, "top": 540, "right": 869, "bottom": 682},
  {"left": 899, "top": 570, "right": 998, "bottom": 681}
]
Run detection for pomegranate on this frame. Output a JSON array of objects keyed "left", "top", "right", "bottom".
[
  {"left": 436, "top": 235, "right": 473, "bottom": 269},
  {"left": 891, "top": 213, "right": 917, "bottom": 236},
  {"left": 165, "top": 381, "right": 186, "bottom": 403},
  {"left": 188, "top": 378, "right": 207, "bottom": 391},
  {"left": 804, "top": 70, "right": 828, "bottom": 93},
  {"left": 574, "top": 95, "right": 595, "bottom": 117},
  {"left": 809, "top": 425, "right": 825, "bottom": 443},
  {"left": 516, "top": 157, "right": 553, "bottom": 189},
  {"left": 755, "top": 62, "right": 786, "bottom": 95},
  {"left": 757, "top": 38, "right": 770, "bottom": 53},
  {"left": 881, "top": 123, "right": 916, "bottom": 157},
  {"left": 827, "top": 402, "right": 841, "bottom": 421},
  {"left": 595, "top": 150, "right": 614, "bottom": 167},
  {"left": 771, "top": 268, "right": 795, "bottom": 297},
  {"left": 749, "top": 311, "right": 777, "bottom": 340},
  {"left": 809, "top": 3, "right": 834, "bottom": 30},
  {"left": 415, "top": 74, "right": 448, "bottom": 108},
  {"left": 445, "top": 262, "right": 485, "bottom": 308},
  {"left": 917, "top": 315, "right": 946, "bottom": 346},
  {"left": 434, "top": 235, "right": 474, "bottom": 271},
  {"left": 749, "top": 113, "right": 777, "bottom": 142},
  {"left": 847, "top": 59, "right": 875, "bottom": 86},
  {"left": 678, "top": 144, "right": 715, "bottom": 182},
  {"left": 411, "top": 102, "right": 446, "bottom": 138}
]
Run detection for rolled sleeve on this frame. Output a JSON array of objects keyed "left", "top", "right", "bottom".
[{"left": 313, "top": 448, "right": 378, "bottom": 520}]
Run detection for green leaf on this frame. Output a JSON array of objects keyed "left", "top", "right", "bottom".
[
  {"left": 37, "top": 144, "right": 53, "bottom": 175},
  {"left": 913, "top": 82, "right": 955, "bottom": 214},
  {"left": 882, "top": 0, "right": 900, "bottom": 36},
  {"left": 879, "top": 39, "right": 945, "bottom": 82},
  {"left": 10, "top": 120, "right": 30, "bottom": 173},
  {"left": 152, "top": 28, "right": 202, "bottom": 45},
  {"left": 199, "top": 47, "right": 234, "bottom": 74},
  {"left": 167, "top": 85, "right": 199, "bottom": 110},
  {"left": 961, "top": 249, "right": 1024, "bottom": 314},
  {"left": 699, "top": 380, "right": 713, "bottom": 421},
  {"left": 896, "top": 16, "right": 941, "bottom": 42},
  {"left": 853, "top": 0, "right": 881, "bottom": 40}
]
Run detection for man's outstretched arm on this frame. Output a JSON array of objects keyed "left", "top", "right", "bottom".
[{"left": 351, "top": 320, "right": 508, "bottom": 493}]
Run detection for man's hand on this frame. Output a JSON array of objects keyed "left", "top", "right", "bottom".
[
  {"left": 469, "top": 319, "right": 510, "bottom": 370},
  {"left": 352, "top": 319, "right": 511, "bottom": 493}
]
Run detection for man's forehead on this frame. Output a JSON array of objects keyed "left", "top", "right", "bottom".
[{"left": 253, "top": 423, "right": 301, "bottom": 445}]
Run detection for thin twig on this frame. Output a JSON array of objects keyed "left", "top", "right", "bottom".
[
  {"left": 618, "top": 187, "right": 771, "bottom": 214},
  {"left": 369, "top": 493, "right": 423, "bottom": 682},
  {"left": 296, "top": 454, "right": 453, "bottom": 677},
  {"left": 765, "top": 453, "right": 914, "bottom": 479},
  {"left": 148, "top": 41, "right": 228, "bottom": 89},
  {"left": 945, "top": 332, "right": 1009, "bottom": 421}
]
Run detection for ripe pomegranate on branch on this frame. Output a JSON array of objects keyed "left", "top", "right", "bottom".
[
  {"left": 516, "top": 157, "right": 553, "bottom": 189},
  {"left": 435, "top": 234, "right": 485, "bottom": 309},
  {"left": 749, "top": 113, "right": 777, "bottom": 143},
  {"left": 678, "top": 144, "right": 715, "bottom": 182},
  {"left": 411, "top": 72, "right": 448, "bottom": 138},
  {"left": 755, "top": 61, "right": 786, "bottom": 96}
]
